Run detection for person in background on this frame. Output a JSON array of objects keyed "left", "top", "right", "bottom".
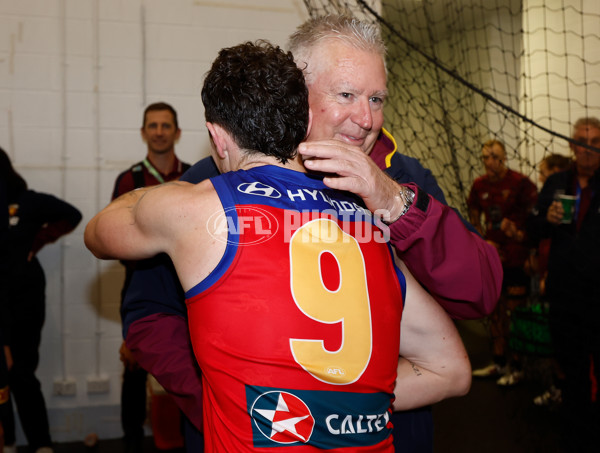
[
  {"left": 530, "top": 153, "right": 572, "bottom": 297},
  {"left": 122, "top": 15, "right": 502, "bottom": 452},
  {"left": 0, "top": 147, "right": 82, "bottom": 453},
  {"left": 538, "top": 153, "right": 572, "bottom": 187},
  {"left": 85, "top": 39, "right": 471, "bottom": 452},
  {"left": 111, "top": 102, "right": 191, "bottom": 453},
  {"left": 528, "top": 153, "right": 572, "bottom": 407},
  {"left": 468, "top": 139, "right": 538, "bottom": 386},
  {"left": 527, "top": 117, "right": 600, "bottom": 451}
]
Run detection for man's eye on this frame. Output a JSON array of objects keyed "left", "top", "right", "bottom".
[
  {"left": 340, "top": 92, "right": 352, "bottom": 99},
  {"left": 370, "top": 96, "right": 384, "bottom": 105}
]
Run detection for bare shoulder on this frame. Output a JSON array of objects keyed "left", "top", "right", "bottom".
[
  {"left": 132, "top": 179, "right": 222, "bottom": 241},
  {"left": 142, "top": 179, "right": 218, "bottom": 213}
]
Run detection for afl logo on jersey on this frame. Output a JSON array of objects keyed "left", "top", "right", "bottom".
[
  {"left": 206, "top": 206, "right": 278, "bottom": 246},
  {"left": 237, "top": 182, "right": 282, "bottom": 198},
  {"left": 250, "top": 391, "right": 315, "bottom": 445}
]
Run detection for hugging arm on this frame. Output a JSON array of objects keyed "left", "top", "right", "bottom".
[
  {"left": 84, "top": 182, "right": 191, "bottom": 261},
  {"left": 388, "top": 184, "right": 502, "bottom": 319},
  {"left": 392, "top": 259, "right": 471, "bottom": 411}
]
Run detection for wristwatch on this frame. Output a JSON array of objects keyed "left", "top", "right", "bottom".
[{"left": 383, "top": 185, "right": 415, "bottom": 225}]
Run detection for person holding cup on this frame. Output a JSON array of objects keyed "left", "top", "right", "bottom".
[
  {"left": 467, "top": 139, "right": 538, "bottom": 385},
  {"left": 527, "top": 117, "right": 600, "bottom": 451}
]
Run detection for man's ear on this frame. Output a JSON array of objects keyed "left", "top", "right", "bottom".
[
  {"left": 305, "top": 107, "right": 313, "bottom": 140},
  {"left": 206, "top": 122, "right": 228, "bottom": 159}
]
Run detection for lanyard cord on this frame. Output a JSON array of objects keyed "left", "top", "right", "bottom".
[{"left": 143, "top": 158, "right": 165, "bottom": 184}]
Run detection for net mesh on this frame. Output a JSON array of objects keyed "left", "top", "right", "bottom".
[{"left": 301, "top": 0, "right": 600, "bottom": 214}]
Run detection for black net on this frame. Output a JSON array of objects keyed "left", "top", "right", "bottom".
[{"left": 302, "top": 0, "right": 600, "bottom": 214}]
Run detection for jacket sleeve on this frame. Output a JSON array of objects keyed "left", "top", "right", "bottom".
[
  {"left": 126, "top": 312, "right": 203, "bottom": 431},
  {"left": 122, "top": 251, "right": 204, "bottom": 430},
  {"left": 388, "top": 184, "right": 503, "bottom": 319},
  {"left": 30, "top": 192, "right": 82, "bottom": 256}
]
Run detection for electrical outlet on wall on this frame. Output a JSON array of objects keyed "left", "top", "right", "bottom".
[
  {"left": 53, "top": 378, "right": 77, "bottom": 396},
  {"left": 86, "top": 376, "right": 110, "bottom": 394}
]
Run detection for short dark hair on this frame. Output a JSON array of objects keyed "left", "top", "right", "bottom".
[
  {"left": 142, "top": 102, "right": 179, "bottom": 130},
  {"left": 201, "top": 40, "right": 309, "bottom": 164},
  {"left": 541, "top": 153, "right": 572, "bottom": 172}
]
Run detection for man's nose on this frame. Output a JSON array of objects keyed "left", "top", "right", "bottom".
[{"left": 352, "top": 98, "right": 373, "bottom": 130}]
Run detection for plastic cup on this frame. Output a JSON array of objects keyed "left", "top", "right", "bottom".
[{"left": 558, "top": 194, "right": 577, "bottom": 223}]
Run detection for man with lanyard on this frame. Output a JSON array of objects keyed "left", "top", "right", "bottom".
[{"left": 111, "top": 102, "right": 191, "bottom": 453}]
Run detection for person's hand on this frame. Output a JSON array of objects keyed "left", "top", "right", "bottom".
[
  {"left": 298, "top": 140, "right": 405, "bottom": 222},
  {"left": 500, "top": 218, "right": 517, "bottom": 237},
  {"left": 500, "top": 218, "right": 525, "bottom": 241},
  {"left": 546, "top": 201, "right": 564, "bottom": 225},
  {"left": 119, "top": 341, "right": 139, "bottom": 371}
]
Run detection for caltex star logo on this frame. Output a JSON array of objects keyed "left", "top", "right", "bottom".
[{"left": 250, "top": 391, "right": 315, "bottom": 444}]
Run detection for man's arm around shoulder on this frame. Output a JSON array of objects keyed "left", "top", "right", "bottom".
[{"left": 388, "top": 184, "right": 502, "bottom": 319}]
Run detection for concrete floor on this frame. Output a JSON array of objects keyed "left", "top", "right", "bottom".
[{"left": 433, "top": 319, "right": 563, "bottom": 453}]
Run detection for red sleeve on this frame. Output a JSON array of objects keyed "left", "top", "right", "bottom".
[
  {"left": 126, "top": 313, "right": 203, "bottom": 431},
  {"left": 388, "top": 183, "right": 502, "bottom": 320}
]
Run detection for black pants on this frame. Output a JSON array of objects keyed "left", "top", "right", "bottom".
[
  {"left": 550, "top": 303, "right": 600, "bottom": 452},
  {"left": 4, "top": 261, "right": 52, "bottom": 452},
  {"left": 121, "top": 366, "right": 148, "bottom": 451}
]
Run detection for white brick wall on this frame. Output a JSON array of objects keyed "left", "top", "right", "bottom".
[{"left": 0, "top": 0, "right": 307, "bottom": 443}]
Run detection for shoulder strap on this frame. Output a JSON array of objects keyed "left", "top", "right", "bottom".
[{"left": 130, "top": 162, "right": 146, "bottom": 189}]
